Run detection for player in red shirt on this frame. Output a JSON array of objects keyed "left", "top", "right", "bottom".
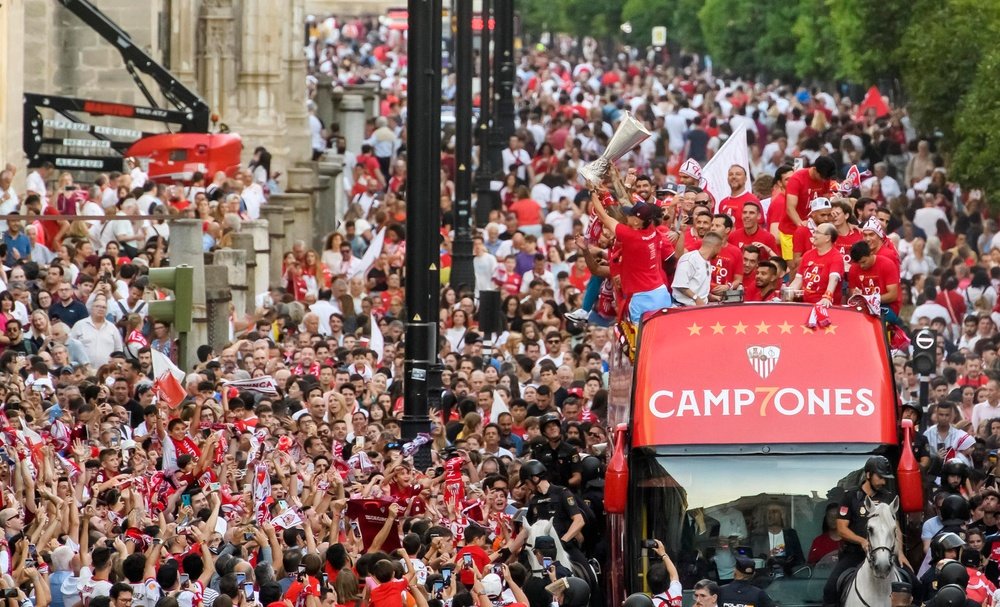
[
  {"left": 831, "top": 199, "right": 863, "bottom": 276},
  {"left": 848, "top": 240, "right": 900, "bottom": 315},
  {"left": 791, "top": 197, "right": 833, "bottom": 271},
  {"left": 715, "top": 165, "right": 761, "bottom": 233},
  {"left": 740, "top": 245, "right": 762, "bottom": 302},
  {"left": 778, "top": 157, "right": 838, "bottom": 260},
  {"left": 788, "top": 223, "right": 844, "bottom": 305},
  {"left": 707, "top": 214, "right": 745, "bottom": 303},
  {"left": 591, "top": 194, "right": 671, "bottom": 321},
  {"left": 747, "top": 260, "right": 782, "bottom": 302},
  {"left": 861, "top": 216, "right": 901, "bottom": 269},
  {"left": 684, "top": 210, "right": 712, "bottom": 252},
  {"left": 730, "top": 200, "right": 778, "bottom": 259},
  {"left": 766, "top": 165, "right": 795, "bottom": 242}
]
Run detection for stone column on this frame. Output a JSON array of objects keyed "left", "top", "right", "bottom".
[
  {"left": 230, "top": 232, "right": 257, "bottom": 315},
  {"left": 170, "top": 0, "right": 199, "bottom": 90},
  {"left": 170, "top": 219, "right": 208, "bottom": 369},
  {"left": 281, "top": 0, "right": 310, "bottom": 162},
  {"left": 316, "top": 158, "right": 343, "bottom": 242},
  {"left": 203, "top": 265, "right": 232, "bottom": 351},
  {"left": 269, "top": 193, "right": 312, "bottom": 251},
  {"left": 197, "top": 0, "right": 238, "bottom": 124},
  {"left": 359, "top": 84, "right": 379, "bottom": 121},
  {"left": 314, "top": 74, "right": 335, "bottom": 131},
  {"left": 257, "top": 205, "right": 287, "bottom": 287},
  {"left": 242, "top": 220, "right": 271, "bottom": 298},
  {"left": 338, "top": 93, "right": 367, "bottom": 154},
  {"left": 213, "top": 248, "right": 247, "bottom": 321}
]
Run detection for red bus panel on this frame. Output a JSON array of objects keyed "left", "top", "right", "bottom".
[{"left": 631, "top": 304, "right": 897, "bottom": 447}]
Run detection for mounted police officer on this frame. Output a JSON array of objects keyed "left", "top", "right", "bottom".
[
  {"left": 822, "top": 455, "right": 910, "bottom": 607},
  {"left": 520, "top": 459, "right": 588, "bottom": 565},
  {"left": 530, "top": 413, "right": 582, "bottom": 488}
]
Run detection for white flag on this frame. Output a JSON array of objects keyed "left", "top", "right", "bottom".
[
  {"left": 369, "top": 323, "right": 384, "bottom": 363},
  {"left": 490, "top": 390, "right": 510, "bottom": 423},
  {"left": 350, "top": 227, "right": 387, "bottom": 279},
  {"left": 151, "top": 349, "right": 185, "bottom": 382},
  {"left": 703, "top": 124, "right": 751, "bottom": 206}
]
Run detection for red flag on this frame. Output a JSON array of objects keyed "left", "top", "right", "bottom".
[
  {"left": 854, "top": 86, "right": 891, "bottom": 121},
  {"left": 153, "top": 372, "right": 186, "bottom": 409}
]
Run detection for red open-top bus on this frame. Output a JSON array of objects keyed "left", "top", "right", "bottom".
[{"left": 604, "top": 303, "right": 908, "bottom": 606}]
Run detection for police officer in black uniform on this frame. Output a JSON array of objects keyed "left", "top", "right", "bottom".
[
  {"left": 530, "top": 414, "right": 582, "bottom": 488},
  {"left": 822, "top": 455, "right": 908, "bottom": 607},
  {"left": 520, "top": 459, "right": 587, "bottom": 565},
  {"left": 578, "top": 455, "right": 605, "bottom": 559},
  {"left": 717, "top": 557, "right": 774, "bottom": 607}
]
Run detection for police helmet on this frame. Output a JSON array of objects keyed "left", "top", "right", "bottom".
[
  {"left": 864, "top": 455, "right": 895, "bottom": 478},
  {"left": 935, "top": 559, "right": 969, "bottom": 589},
  {"left": 519, "top": 459, "right": 548, "bottom": 482},
  {"left": 939, "top": 495, "right": 971, "bottom": 524},
  {"left": 940, "top": 458, "right": 969, "bottom": 481},
  {"left": 931, "top": 585, "right": 969, "bottom": 607},
  {"left": 561, "top": 577, "right": 591, "bottom": 607},
  {"left": 622, "top": 594, "right": 655, "bottom": 607},
  {"left": 579, "top": 455, "right": 603, "bottom": 484},
  {"left": 930, "top": 532, "right": 967, "bottom": 563},
  {"left": 538, "top": 413, "right": 562, "bottom": 432}
]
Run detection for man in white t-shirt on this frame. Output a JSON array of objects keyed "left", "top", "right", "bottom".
[
  {"left": 240, "top": 170, "right": 266, "bottom": 220},
  {"left": 972, "top": 380, "right": 1000, "bottom": 433},
  {"left": 25, "top": 162, "right": 52, "bottom": 207},
  {"left": 501, "top": 135, "right": 532, "bottom": 183}
]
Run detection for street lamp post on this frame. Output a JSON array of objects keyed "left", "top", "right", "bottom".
[
  {"left": 450, "top": 0, "right": 475, "bottom": 295},
  {"left": 403, "top": 0, "right": 442, "bottom": 466},
  {"left": 474, "top": 0, "right": 497, "bottom": 227},
  {"left": 493, "top": 0, "right": 515, "bottom": 141}
]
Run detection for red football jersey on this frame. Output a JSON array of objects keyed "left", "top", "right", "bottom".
[
  {"left": 710, "top": 242, "right": 745, "bottom": 287},
  {"left": 716, "top": 192, "right": 761, "bottom": 233},
  {"left": 779, "top": 169, "right": 835, "bottom": 234},
  {"left": 849, "top": 255, "right": 901, "bottom": 313},
  {"left": 797, "top": 247, "right": 845, "bottom": 304}
]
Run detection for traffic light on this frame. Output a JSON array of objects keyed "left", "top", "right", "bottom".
[
  {"left": 911, "top": 327, "right": 937, "bottom": 376},
  {"left": 147, "top": 265, "right": 194, "bottom": 332}
]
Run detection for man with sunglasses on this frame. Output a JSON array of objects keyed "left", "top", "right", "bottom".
[{"left": 538, "top": 331, "right": 566, "bottom": 367}]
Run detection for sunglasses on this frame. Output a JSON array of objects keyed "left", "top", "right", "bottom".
[{"left": 587, "top": 431, "right": 604, "bottom": 438}]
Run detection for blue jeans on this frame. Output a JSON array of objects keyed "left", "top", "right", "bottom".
[{"left": 628, "top": 285, "right": 672, "bottom": 322}]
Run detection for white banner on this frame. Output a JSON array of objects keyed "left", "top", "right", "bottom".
[{"left": 703, "top": 124, "right": 750, "bottom": 205}]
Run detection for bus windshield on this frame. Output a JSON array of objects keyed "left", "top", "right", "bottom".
[{"left": 628, "top": 452, "right": 880, "bottom": 606}]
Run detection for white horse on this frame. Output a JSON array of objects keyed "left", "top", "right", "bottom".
[{"left": 844, "top": 496, "right": 902, "bottom": 607}]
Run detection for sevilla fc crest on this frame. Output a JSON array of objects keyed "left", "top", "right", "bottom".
[{"left": 747, "top": 345, "right": 781, "bottom": 379}]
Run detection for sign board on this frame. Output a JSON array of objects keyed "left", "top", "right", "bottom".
[
  {"left": 631, "top": 304, "right": 897, "bottom": 447},
  {"left": 651, "top": 26, "right": 667, "bottom": 47}
]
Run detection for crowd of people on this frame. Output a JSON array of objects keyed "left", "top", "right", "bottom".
[{"left": 0, "top": 10, "right": 994, "bottom": 607}]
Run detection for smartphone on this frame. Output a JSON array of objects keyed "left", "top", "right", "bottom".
[
  {"left": 463, "top": 553, "right": 473, "bottom": 568},
  {"left": 793, "top": 157, "right": 804, "bottom": 171},
  {"left": 236, "top": 573, "right": 246, "bottom": 585},
  {"left": 441, "top": 567, "right": 452, "bottom": 585},
  {"left": 432, "top": 580, "right": 444, "bottom": 596},
  {"left": 278, "top": 500, "right": 288, "bottom": 511},
  {"left": 209, "top": 482, "right": 221, "bottom": 492},
  {"left": 243, "top": 531, "right": 254, "bottom": 541},
  {"left": 990, "top": 450, "right": 998, "bottom": 464},
  {"left": 242, "top": 583, "right": 254, "bottom": 601},
  {"left": 543, "top": 557, "right": 552, "bottom": 570},
  {"left": 3, "top": 589, "right": 17, "bottom": 599},
  {"left": 641, "top": 539, "right": 658, "bottom": 549},
  {"left": 179, "top": 573, "right": 190, "bottom": 587},
  {"left": 350, "top": 521, "right": 361, "bottom": 536},
  {"left": 111, "top": 436, "right": 120, "bottom": 448},
  {"left": 28, "top": 544, "right": 36, "bottom": 559},
  {"left": 152, "top": 538, "right": 162, "bottom": 545},
  {"left": 181, "top": 494, "right": 192, "bottom": 508},
  {"left": 355, "top": 436, "right": 365, "bottom": 449}
]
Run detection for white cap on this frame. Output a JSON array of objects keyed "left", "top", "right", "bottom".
[
  {"left": 809, "top": 197, "right": 832, "bottom": 213},
  {"left": 480, "top": 573, "right": 503, "bottom": 597}
]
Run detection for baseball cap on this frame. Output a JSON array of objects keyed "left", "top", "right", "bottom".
[
  {"left": 809, "top": 197, "right": 832, "bottom": 213},
  {"left": 481, "top": 573, "right": 503, "bottom": 597},
  {"left": 735, "top": 556, "right": 756, "bottom": 575},
  {"left": 623, "top": 201, "right": 656, "bottom": 222},
  {"left": 0, "top": 508, "right": 19, "bottom": 526}
]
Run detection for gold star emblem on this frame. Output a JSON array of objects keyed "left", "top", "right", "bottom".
[
  {"left": 687, "top": 323, "right": 702, "bottom": 336},
  {"left": 755, "top": 321, "right": 771, "bottom": 334},
  {"left": 802, "top": 325, "right": 814, "bottom": 334},
  {"left": 733, "top": 321, "right": 748, "bottom": 335},
  {"left": 824, "top": 324, "right": 838, "bottom": 335},
  {"left": 778, "top": 322, "right": 793, "bottom": 334},
  {"left": 711, "top": 322, "right": 726, "bottom": 335}
]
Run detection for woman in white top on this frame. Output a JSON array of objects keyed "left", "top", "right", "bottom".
[
  {"left": 444, "top": 308, "right": 471, "bottom": 352},
  {"left": 901, "top": 237, "right": 936, "bottom": 280}
]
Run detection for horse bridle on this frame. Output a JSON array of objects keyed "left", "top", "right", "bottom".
[{"left": 853, "top": 542, "right": 898, "bottom": 607}]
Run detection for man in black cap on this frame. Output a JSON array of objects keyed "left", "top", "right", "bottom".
[
  {"left": 531, "top": 535, "right": 572, "bottom": 579},
  {"left": 717, "top": 557, "right": 773, "bottom": 607},
  {"left": 900, "top": 401, "right": 931, "bottom": 472},
  {"left": 891, "top": 581, "right": 916, "bottom": 607},
  {"left": 822, "top": 454, "right": 907, "bottom": 607}
]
